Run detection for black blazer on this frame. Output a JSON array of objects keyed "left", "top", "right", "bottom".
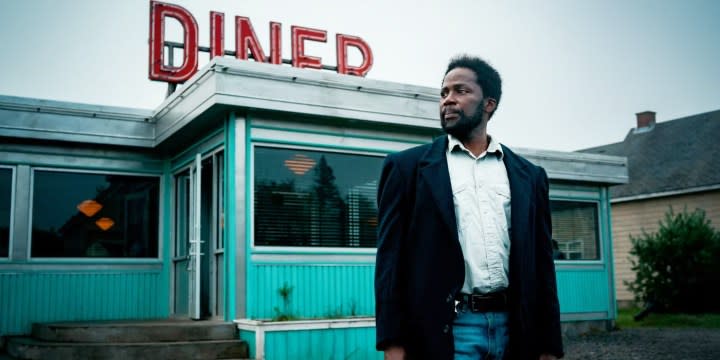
[{"left": 375, "top": 136, "right": 564, "bottom": 359}]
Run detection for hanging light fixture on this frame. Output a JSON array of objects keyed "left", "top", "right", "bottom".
[
  {"left": 77, "top": 200, "right": 103, "bottom": 217},
  {"left": 95, "top": 217, "right": 115, "bottom": 231},
  {"left": 284, "top": 154, "right": 316, "bottom": 175}
]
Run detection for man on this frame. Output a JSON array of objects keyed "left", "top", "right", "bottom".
[{"left": 375, "top": 55, "right": 563, "bottom": 360}]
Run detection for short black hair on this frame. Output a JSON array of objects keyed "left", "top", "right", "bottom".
[{"left": 444, "top": 55, "right": 502, "bottom": 115}]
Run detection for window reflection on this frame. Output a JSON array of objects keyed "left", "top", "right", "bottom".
[
  {"left": 31, "top": 170, "right": 159, "bottom": 258},
  {"left": 0, "top": 168, "right": 11, "bottom": 257},
  {"left": 254, "top": 147, "right": 383, "bottom": 248},
  {"left": 550, "top": 200, "right": 600, "bottom": 260}
]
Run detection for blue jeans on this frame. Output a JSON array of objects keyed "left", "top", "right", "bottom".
[{"left": 453, "top": 303, "right": 509, "bottom": 360}]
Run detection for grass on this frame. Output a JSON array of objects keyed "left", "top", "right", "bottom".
[{"left": 616, "top": 307, "right": 720, "bottom": 329}]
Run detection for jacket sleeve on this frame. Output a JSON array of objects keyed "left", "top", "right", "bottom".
[
  {"left": 534, "top": 167, "right": 565, "bottom": 358},
  {"left": 375, "top": 154, "right": 410, "bottom": 350}
]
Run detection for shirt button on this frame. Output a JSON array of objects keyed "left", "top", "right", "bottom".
[{"left": 443, "top": 325, "right": 450, "bottom": 333}]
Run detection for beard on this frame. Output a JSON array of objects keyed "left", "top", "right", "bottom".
[{"left": 441, "top": 105, "right": 484, "bottom": 141}]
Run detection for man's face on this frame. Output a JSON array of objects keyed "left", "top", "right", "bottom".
[{"left": 440, "top": 67, "right": 491, "bottom": 139}]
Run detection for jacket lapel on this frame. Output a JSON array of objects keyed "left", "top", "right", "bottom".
[
  {"left": 501, "top": 145, "right": 532, "bottom": 277},
  {"left": 419, "top": 136, "right": 458, "bottom": 237}
]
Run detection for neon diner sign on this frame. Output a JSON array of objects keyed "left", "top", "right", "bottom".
[{"left": 148, "top": 1, "right": 374, "bottom": 84}]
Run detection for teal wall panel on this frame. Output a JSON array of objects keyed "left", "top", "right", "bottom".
[
  {"left": 238, "top": 329, "right": 256, "bottom": 358},
  {"left": 248, "top": 264, "right": 375, "bottom": 320},
  {"left": 247, "top": 264, "right": 613, "bottom": 320},
  {"left": 249, "top": 265, "right": 613, "bottom": 316},
  {"left": 556, "top": 269, "right": 610, "bottom": 314},
  {"left": 0, "top": 271, "right": 168, "bottom": 336},
  {"left": 264, "top": 327, "right": 381, "bottom": 360}
]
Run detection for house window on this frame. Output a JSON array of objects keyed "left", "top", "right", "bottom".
[
  {"left": 254, "top": 146, "right": 383, "bottom": 248},
  {"left": 0, "top": 168, "right": 11, "bottom": 257},
  {"left": 550, "top": 200, "right": 600, "bottom": 260},
  {"left": 31, "top": 170, "right": 160, "bottom": 258}
]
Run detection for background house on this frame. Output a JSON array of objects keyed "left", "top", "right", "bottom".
[{"left": 580, "top": 110, "right": 720, "bottom": 307}]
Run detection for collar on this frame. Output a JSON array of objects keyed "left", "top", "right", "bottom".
[{"left": 447, "top": 134, "right": 504, "bottom": 160}]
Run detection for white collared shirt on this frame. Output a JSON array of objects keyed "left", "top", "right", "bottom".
[{"left": 446, "top": 134, "right": 511, "bottom": 294}]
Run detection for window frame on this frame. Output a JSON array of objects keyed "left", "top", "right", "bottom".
[
  {"left": 548, "top": 197, "right": 604, "bottom": 264},
  {"left": 0, "top": 165, "right": 15, "bottom": 260},
  {"left": 28, "top": 167, "right": 163, "bottom": 262},
  {"left": 250, "top": 142, "right": 387, "bottom": 255}
]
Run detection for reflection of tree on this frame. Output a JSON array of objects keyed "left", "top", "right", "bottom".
[
  {"left": 312, "top": 156, "right": 347, "bottom": 246},
  {"left": 357, "top": 194, "right": 377, "bottom": 247},
  {"left": 0, "top": 171, "right": 9, "bottom": 256},
  {"left": 0, "top": 226, "right": 8, "bottom": 256},
  {"left": 32, "top": 174, "right": 158, "bottom": 257},
  {"left": 254, "top": 179, "right": 312, "bottom": 246},
  {"left": 255, "top": 153, "right": 379, "bottom": 248},
  {"left": 347, "top": 181, "right": 378, "bottom": 248}
]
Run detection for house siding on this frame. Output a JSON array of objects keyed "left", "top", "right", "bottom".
[{"left": 611, "top": 190, "right": 720, "bottom": 304}]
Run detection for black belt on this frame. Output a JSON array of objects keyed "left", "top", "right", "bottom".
[{"left": 456, "top": 291, "right": 508, "bottom": 312}]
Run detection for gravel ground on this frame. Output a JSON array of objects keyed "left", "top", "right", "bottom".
[
  {"left": 2, "top": 327, "right": 719, "bottom": 359},
  {"left": 563, "top": 327, "right": 720, "bottom": 360}
]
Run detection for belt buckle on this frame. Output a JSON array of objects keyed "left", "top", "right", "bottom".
[
  {"left": 470, "top": 294, "right": 486, "bottom": 312},
  {"left": 469, "top": 292, "right": 506, "bottom": 312}
]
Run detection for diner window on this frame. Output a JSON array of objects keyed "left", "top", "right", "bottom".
[
  {"left": 31, "top": 170, "right": 159, "bottom": 258},
  {"left": 550, "top": 200, "right": 600, "bottom": 260},
  {"left": 254, "top": 147, "right": 384, "bottom": 248},
  {"left": 0, "top": 168, "right": 11, "bottom": 257}
]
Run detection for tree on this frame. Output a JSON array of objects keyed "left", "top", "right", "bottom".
[
  {"left": 626, "top": 207, "right": 720, "bottom": 313},
  {"left": 254, "top": 179, "right": 312, "bottom": 246}
]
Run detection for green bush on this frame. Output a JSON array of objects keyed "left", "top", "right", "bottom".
[{"left": 626, "top": 207, "right": 720, "bottom": 313}]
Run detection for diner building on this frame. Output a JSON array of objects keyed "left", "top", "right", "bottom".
[{"left": 0, "top": 58, "right": 627, "bottom": 359}]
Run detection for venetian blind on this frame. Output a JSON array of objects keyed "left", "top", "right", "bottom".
[{"left": 254, "top": 147, "right": 382, "bottom": 248}]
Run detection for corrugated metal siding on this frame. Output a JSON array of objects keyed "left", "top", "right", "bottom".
[
  {"left": 0, "top": 271, "right": 168, "bottom": 336},
  {"left": 248, "top": 264, "right": 612, "bottom": 320},
  {"left": 238, "top": 329, "right": 256, "bottom": 358},
  {"left": 556, "top": 270, "right": 610, "bottom": 314},
  {"left": 264, "top": 327, "right": 381, "bottom": 360},
  {"left": 248, "top": 264, "right": 374, "bottom": 320}
]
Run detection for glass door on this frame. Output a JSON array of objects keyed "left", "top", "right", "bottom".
[
  {"left": 173, "top": 151, "right": 225, "bottom": 319},
  {"left": 188, "top": 154, "right": 202, "bottom": 319}
]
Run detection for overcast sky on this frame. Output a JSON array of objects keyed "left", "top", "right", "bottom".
[{"left": 1, "top": 0, "right": 718, "bottom": 151}]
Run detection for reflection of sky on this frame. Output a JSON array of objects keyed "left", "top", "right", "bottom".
[
  {"left": 254, "top": 147, "right": 382, "bottom": 199},
  {"left": 0, "top": 169, "right": 11, "bottom": 228},
  {"left": 32, "top": 171, "right": 110, "bottom": 231}
]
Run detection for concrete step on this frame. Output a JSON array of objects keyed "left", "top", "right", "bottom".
[
  {"left": 32, "top": 320, "right": 237, "bottom": 343},
  {"left": 6, "top": 336, "right": 249, "bottom": 360}
]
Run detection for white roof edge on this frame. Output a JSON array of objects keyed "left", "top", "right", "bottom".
[
  {"left": 0, "top": 94, "right": 153, "bottom": 121},
  {"left": 611, "top": 184, "right": 720, "bottom": 203},
  {"left": 512, "top": 147, "right": 628, "bottom": 185},
  {"left": 151, "top": 58, "right": 440, "bottom": 120},
  {"left": 211, "top": 57, "right": 440, "bottom": 99},
  {"left": 512, "top": 146, "right": 628, "bottom": 166}
]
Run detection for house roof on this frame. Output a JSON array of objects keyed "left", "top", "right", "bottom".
[{"left": 579, "top": 109, "right": 720, "bottom": 200}]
